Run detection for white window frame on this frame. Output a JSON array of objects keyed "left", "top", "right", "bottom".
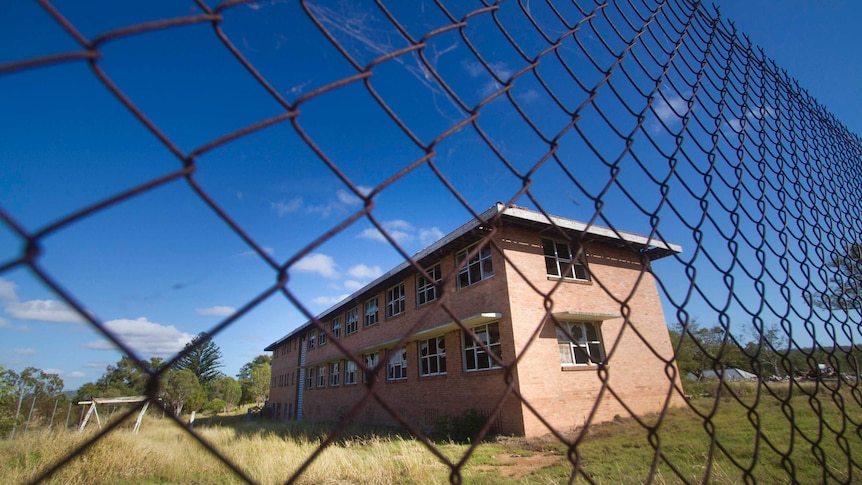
[
  {"left": 318, "top": 328, "right": 327, "bottom": 346},
  {"left": 419, "top": 335, "right": 446, "bottom": 377},
  {"left": 305, "top": 367, "right": 314, "bottom": 389},
  {"left": 386, "top": 282, "right": 406, "bottom": 318},
  {"left": 387, "top": 348, "right": 408, "bottom": 381},
  {"left": 346, "top": 307, "right": 358, "bottom": 335},
  {"left": 363, "top": 352, "right": 379, "bottom": 383},
  {"left": 331, "top": 316, "right": 342, "bottom": 338},
  {"left": 364, "top": 297, "right": 379, "bottom": 327},
  {"left": 329, "top": 362, "right": 340, "bottom": 386},
  {"left": 557, "top": 321, "right": 605, "bottom": 365},
  {"left": 344, "top": 360, "right": 357, "bottom": 385},
  {"left": 307, "top": 331, "right": 315, "bottom": 350},
  {"left": 416, "top": 263, "right": 441, "bottom": 306},
  {"left": 456, "top": 243, "right": 493, "bottom": 289},
  {"left": 543, "top": 238, "right": 590, "bottom": 281},
  {"left": 463, "top": 322, "right": 502, "bottom": 372},
  {"left": 317, "top": 365, "right": 326, "bottom": 388}
]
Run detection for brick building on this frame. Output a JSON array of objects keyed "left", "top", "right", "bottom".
[{"left": 265, "top": 203, "right": 684, "bottom": 437}]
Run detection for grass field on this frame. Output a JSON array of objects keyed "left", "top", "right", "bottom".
[{"left": 2, "top": 381, "right": 860, "bottom": 484}]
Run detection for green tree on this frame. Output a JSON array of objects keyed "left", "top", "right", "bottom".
[
  {"left": 212, "top": 376, "right": 241, "bottom": 412},
  {"left": 177, "top": 332, "right": 224, "bottom": 389},
  {"left": 76, "top": 356, "right": 163, "bottom": 402},
  {"left": 237, "top": 354, "right": 271, "bottom": 380},
  {"left": 813, "top": 243, "right": 862, "bottom": 310},
  {"left": 670, "top": 320, "right": 748, "bottom": 379},
  {"left": 161, "top": 369, "right": 201, "bottom": 416},
  {"left": 237, "top": 355, "right": 271, "bottom": 405}
]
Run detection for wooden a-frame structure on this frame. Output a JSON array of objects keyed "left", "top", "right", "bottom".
[{"left": 77, "top": 396, "right": 151, "bottom": 434}]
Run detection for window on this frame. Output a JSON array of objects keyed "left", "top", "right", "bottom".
[
  {"left": 305, "top": 367, "right": 314, "bottom": 389},
  {"left": 307, "top": 332, "right": 315, "bottom": 350},
  {"left": 329, "top": 362, "right": 340, "bottom": 386},
  {"left": 317, "top": 365, "right": 326, "bottom": 388},
  {"left": 543, "top": 238, "right": 589, "bottom": 281},
  {"left": 416, "top": 264, "right": 441, "bottom": 306},
  {"left": 419, "top": 336, "right": 446, "bottom": 377},
  {"left": 346, "top": 307, "right": 358, "bottom": 335},
  {"left": 387, "top": 348, "right": 407, "bottom": 381},
  {"left": 318, "top": 328, "right": 327, "bottom": 346},
  {"left": 456, "top": 244, "right": 493, "bottom": 288},
  {"left": 344, "top": 360, "right": 357, "bottom": 385},
  {"left": 363, "top": 352, "right": 378, "bottom": 383},
  {"left": 386, "top": 282, "right": 406, "bottom": 318},
  {"left": 557, "top": 322, "right": 605, "bottom": 365},
  {"left": 364, "top": 297, "right": 379, "bottom": 327},
  {"left": 463, "top": 323, "right": 502, "bottom": 371},
  {"left": 331, "top": 316, "right": 342, "bottom": 338}
]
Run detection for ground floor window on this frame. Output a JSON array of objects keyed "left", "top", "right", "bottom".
[
  {"left": 317, "top": 365, "right": 326, "bottom": 387},
  {"left": 556, "top": 321, "right": 605, "bottom": 365},
  {"left": 387, "top": 348, "right": 407, "bottom": 381},
  {"left": 463, "top": 322, "right": 502, "bottom": 371},
  {"left": 363, "top": 352, "right": 379, "bottom": 383},
  {"left": 329, "top": 362, "right": 340, "bottom": 386},
  {"left": 345, "top": 360, "right": 357, "bottom": 385},
  {"left": 419, "top": 335, "right": 446, "bottom": 377},
  {"left": 305, "top": 368, "right": 314, "bottom": 389}
]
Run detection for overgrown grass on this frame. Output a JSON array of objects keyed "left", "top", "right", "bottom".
[{"left": 1, "top": 382, "right": 860, "bottom": 484}]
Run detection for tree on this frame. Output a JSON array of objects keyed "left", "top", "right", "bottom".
[
  {"left": 237, "top": 355, "right": 271, "bottom": 406},
  {"left": 670, "top": 320, "right": 748, "bottom": 379},
  {"left": 176, "top": 332, "right": 224, "bottom": 389},
  {"left": 212, "top": 376, "right": 241, "bottom": 412},
  {"left": 76, "top": 356, "right": 163, "bottom": 402},
  {"left": 813, "top": 243, "right": 862, "bottom": 310},
  {"left": 161, "top": 369, "right": 201, "bottom": 416},
  {"left": 744, "top": 323, "right": 791, "bottom": 378}
]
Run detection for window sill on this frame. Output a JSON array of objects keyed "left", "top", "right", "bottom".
[
  {"left": 463, "top": 366, "right": 504, "bottom": 375},
  {"left": 386, "top": 378, "right": 408, "bottom": 384},
  {"left": 419, "top": 373, "right": 447, "bottom": 380},
  {"left": 561, "top": 364, "right": 607, "bottom": 372},
  {"left": 547, "top": 276, "right": 592, "bottom": 285}
]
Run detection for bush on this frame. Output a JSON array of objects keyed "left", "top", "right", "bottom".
[
  {"left": 433, "top": 408, "right": 488, "bottom": 443},
  {"left": 202, "top": 399, "right": 226, "bottom": 415}
]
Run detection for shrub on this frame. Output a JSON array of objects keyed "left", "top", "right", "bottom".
[
  {"left": 433, "top": 408, "right": 488, "bottom": 443},
  {"left": 202, "top": 399, "right": 226, "bottom": 415}
]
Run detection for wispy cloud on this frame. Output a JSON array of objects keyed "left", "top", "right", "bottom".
[
  {"left": 82, "top": 317, "right": 194, "bottom": 358},
  {"left": 195, "top": 306, "right": 237, "bottom": 317},
  {"left": 272, "top": 187, "right": 370, "bottom": 219},
  {"left": 14, "top": 347, "right": 36, "bottom": 355},
  {"left": 66, "top": 371, "right": 86, "bottom": 379},
  {"left": 271, "top": 197, "right": 303, "bottom": 216},
  {"left": 294, "top": 253, "right": 340, "bottom": 279},
  {"left": 649, "top": 89, "right": 689, "bottom": 134},
  {"left": 348, "top": 264, "right": 382, "bottom": 280},
  {"left": 358, "top": 220, "right": 444, "bottom": 247},
  {"left": 463, "top": 60, "right": 513, "bottom": 98},
  {"left": 0, "top": 278, "right": 84, "bottom": 323},
  {"left": 312, "top": 294, "right": 350, "bottom": 307}
]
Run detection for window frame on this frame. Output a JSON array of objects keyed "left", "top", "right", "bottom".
[
  {"left": 331, "top": 316, "right": 342, "bottom": 339},
  {"left": 543, "top": 238, "right": 590, "bottom": 281},
  {"left": 329, "top": 362, "right": 340, "bottom": 386},
  {"left": 364, "top": 297, "right": 379, "bottom": 327},
  {"left": 305, "top": 367, "right": 314, "bottom": 389},
  {"left": 416, "top": 263, "right": 441, "bottom": 306},
  {"left": 318, "top": 328, "right": 327, "bottom": 346},
  {"left": 386, "top": 282, "right": 406, "bottom": 318},
  {"left": 556, "top": 321, "right": 605, "bottom": 366},
  {"left": 344, "top": 360, "right": 357, "bottom": 385},
  {"left": 419, "top": 335, "right": 447, "bottom": 377},
  {"left": 363, "top": 352, "right": 379, "bottom": 383},
  {"left": 387, "top": 348, "right": 408, "bottom": 381},
  {"left": 317, "top": 365, "right": 326, "bottom": 388},
  {"left": 456, "top": 243, "right": 493, "bottom": 289},
  {"left": 462, "top": 322, "right": 503, "bottom": 372},
  {"left": 307, "top": 331, "right": 315, "bottom": 350},
  {"left": 345, "top": 307, "right": 358, "bottom": 335}
]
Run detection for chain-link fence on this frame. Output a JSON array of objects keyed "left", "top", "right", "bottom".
[{"left": 2, "top": 0, "right": 861, "bottom": 483}]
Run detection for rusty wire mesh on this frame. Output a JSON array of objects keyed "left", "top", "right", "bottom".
[{"left": 2, "top": 0, "right": 861, "bottom": 483}]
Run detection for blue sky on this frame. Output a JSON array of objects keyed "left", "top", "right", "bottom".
[{"left": 1, "top": 1, "right": 860, "bottom": 390}]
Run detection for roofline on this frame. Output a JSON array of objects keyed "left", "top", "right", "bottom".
[{"left": 265, "top": 203, "right": 682, "bottom": 350}]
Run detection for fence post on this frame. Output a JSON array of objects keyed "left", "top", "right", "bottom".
[
  {"left": 23, "top": 395, "right": 36, "bottom": 435},
  {"left": 8, "top": 389, "right": 24, "bottom": 440},
  {"left": 50, "top": 399, "right": 59, "bottom": 428},
  {"left": 65, "top": 400, "right": 72, "bottom": 429}
]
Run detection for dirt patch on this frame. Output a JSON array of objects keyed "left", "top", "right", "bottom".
[{"left": 473, "top": 453, "right": 563, "bottom": 480}]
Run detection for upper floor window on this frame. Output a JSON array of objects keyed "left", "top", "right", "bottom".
[
  {"left": 557, "top": 321, "right": 605, "bottom": 365},
  {"left": 305, "top": 367, "right": 314, "bottom": 389},
  {"left": 456, "top": 244, "right": 493, "bottom": 289},
  {"left": 363, "top": 352, "right": 379, "bottom": 383},
  {"left": 344, "top": 360, "right": 357, "bottom": 385},
  {"left": 307, "top": 332, "right": 315, "bottom": 350},
  {"left": 318, "top": 328, "right": 327, "bottom": 346},
  {"left": 416, "top": 264, "right": 441, "bottom": 306},
  {"left": 386, "top": 282, "right": 406, "bottom": 318},
  {"left": 346, "top": 307, "right": 358, "bottom": 335},
  {"left": 331, "top": 316, "right": 342, "bottom": 339},
  {"left": 364, "top": 297, "right": 379, "bottom": 327},
  {"left": 317, "top": 365, "right": 326, "bottom": 388},
  {"left": 463, "top": 322, "right": 502, "bottom": 372},
  {"left": 543, "top": 238, "right": 589, "bottom": 281},
  {"left": 419, "top": 335, "right": 446, "bottom": 377},
  {"left": 387, "top": 348, "right": 408, "bottom": 381},
  {"left": 329, "top": 362, "right": 340, "bottom": 386}
]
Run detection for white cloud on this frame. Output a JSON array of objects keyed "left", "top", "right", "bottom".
[
  {"left": 419, "top": 227, "right": 444, "bottom": 246},
  {"left": 312, "top": 294, "right": 350, "bottom": 307},
  {"left": 343, "top": 280, "right": 365, "bottom": 291},
  {"left": 336, "top": 189, "right": 362, "bottom": 206},
  {"left": 649, "top": 89, "right": 689, "bottom": 133},
  {"left": 195, "top": 306, "right": 237, "bottom": 317},
  {"left": 348, "top": 264, "right": 382, "bottom": 279},
  {"left": 294, "top": 253, "right": 340, "bottom": 279},
  {"left": 14, "top": 348, "right": 36, "bottom": 355},
  {"left": 358, "top": 220, "right": 445, "bottom": 247},
  {"left": 0, "top": 317, "right": 8, "bottom": 328},
  {"left": 43, "top": 368, "right": 61, "bottom": 375},
  {"left": 517, "top": 88, "right": 541, "bottom": 104},
  {"left": 271, "top": 197, "right": 303, "bottom": 216},
  {"left": 81, "top": 317, "right": 194, "bottom": 358},
  {"left": 0, "top": 279, "right": 17, "bottom": 301},
  {"left": 66, "top": 371, "right": 86, "bottom": 379},
  {"left": 358, "top": 227, "right": 387, "bottom": 242},
  {"left": 6, "top": 299, "right": 84, "bottom": 323},
  {"left": 83, "top": 361, "right": 109, "bottom": 368}
]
